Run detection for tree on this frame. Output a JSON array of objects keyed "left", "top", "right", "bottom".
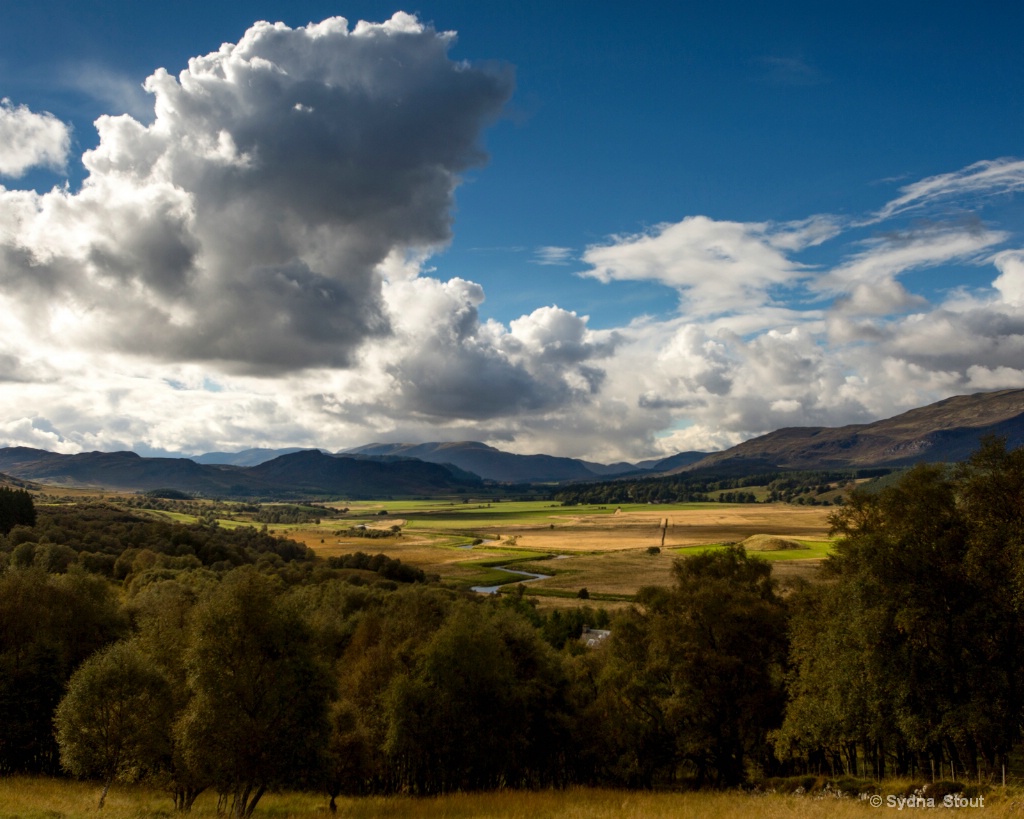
[
  {"left": 175, "top": 568, "right": 332, "bottom": 818},
  {"left": 54, "top": 640, "right": 172, "bottom": 808},
  {"left": 324, "top": 584, "right": 456, "bottom": 796},
  {"left": 383, "top": 603, "right": 571, "bottom": 793},
  {"left": 598, "top": 547, "right": 789, "bottom": 787},
  {"left": 131, "top": 578, "right": 211, "bottom": 812},
  {"left": 779, "top": 448, "right": 1024, "bottom": 780},
  {"left": 0, "top": 568, "right": 127, "bottom": 774},
  {"left": 0, "top": 487, "right": 35, "bottom": 535}
]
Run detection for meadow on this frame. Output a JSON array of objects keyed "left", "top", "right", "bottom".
[{"left": 2, "top": 777, "right": 1019, "bottom": 819}]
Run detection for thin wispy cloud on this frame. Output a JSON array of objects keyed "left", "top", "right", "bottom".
[
  {"left": 533, "top": 246, "right": 573, "bottom": 265},
  {"left": 754, "top": 56, "right": 828, "bottom": 86},
  {"left": 59, "top": 63, "right": 154, "bottom": 121},
  {"left": 871, "top": 158, "right": 1024, "bottom": 223}
]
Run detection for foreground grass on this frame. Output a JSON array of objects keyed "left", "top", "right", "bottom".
[{"left": 3, "top": 778, "right": 1023, "bottom": 819}]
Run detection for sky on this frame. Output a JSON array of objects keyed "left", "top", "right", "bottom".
[{"left": 0, "top": 0, "right": 1023, "bottom": 462}]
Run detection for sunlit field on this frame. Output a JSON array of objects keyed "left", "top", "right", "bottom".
[
  {"left": 3, "top": 777, "right": 1021, "bottom": 819},
  {"left": 269, "top": 500, "right": 834, "bottom": 598}
]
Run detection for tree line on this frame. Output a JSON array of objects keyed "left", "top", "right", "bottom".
[
  {"left": 2, "top": 440, "right": 1024, "bottom": 814},
  {"left": 553, "top": 468, "right": 891, "bottom": 506}
]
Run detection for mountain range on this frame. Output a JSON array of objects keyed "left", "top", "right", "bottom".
[
  {"left": 0, "top": 448, "right": 481, "bottom": 499},
  {"left": 1, "top": 389, "right": 1022, "bottom": 496},
  {"left": 342, "top": 441, "right": 708, "bottom": 483}
]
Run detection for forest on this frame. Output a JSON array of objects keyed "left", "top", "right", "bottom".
[{"left": 0, "top": 439, "right": 1023, "bottom": 817}]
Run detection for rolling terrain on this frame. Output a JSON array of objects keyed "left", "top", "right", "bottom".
[{"left": 679, "top": 389, "right": 1024, "bottom": 473}]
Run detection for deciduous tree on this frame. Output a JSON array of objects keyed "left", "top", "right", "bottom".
[
  {"left": 175, "top": 568, "right": 332, "bottom": 818},
  {"left": 54, "top": 640, "right": 172, "bottom": 808}
]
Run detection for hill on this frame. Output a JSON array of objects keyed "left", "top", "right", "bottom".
[
  {"left": 635, "top": 451, "right": 714, "bottom": 472},
  {"left": 246, "top": 450, "right": 481, "bottom": 497},
  {"left": 680, "top": 389, "right": 1024, "bottom": 472},
  {"left": 343, "top": 441, "right": 641, "bottom": 483}
]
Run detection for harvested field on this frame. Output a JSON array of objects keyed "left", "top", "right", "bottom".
[
  {"left": 488, "top": 506, "right": 832, "bottom": 552},
  {"left": 519, "top": 548, "right": 679, "bottom": 597}
]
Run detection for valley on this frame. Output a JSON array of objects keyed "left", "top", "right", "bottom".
[{"left": 105, "top": 495, "right": 835, "bottom": 600}]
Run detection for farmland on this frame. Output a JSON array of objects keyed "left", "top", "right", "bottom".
[
  {"left": 105, "top": 495, "right": 834, "bottom": 600},
  {"left": 285, "top": 500, "right": 832, "bottom": 597}
]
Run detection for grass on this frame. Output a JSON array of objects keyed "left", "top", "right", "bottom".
[
  {"left": 676, "top": 539, "right": 834, "bottom": 562},
  {"left": 3, "top": 777, "right": 1022, "bottom": 819}
]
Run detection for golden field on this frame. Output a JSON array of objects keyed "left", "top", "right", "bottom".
[{"left": 1, "top": 777, "right": 1019, "bottom": 819}]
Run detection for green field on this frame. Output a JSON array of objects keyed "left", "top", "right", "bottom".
[{"left": 676, "top": 539, "right": 834, "bottom": 561}]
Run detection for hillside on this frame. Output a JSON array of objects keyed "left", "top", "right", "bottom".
[
  {"left": 0, "top": 448, "right": 480, "bottom": 499},
  {"left": 343, "top": 441, "right": 640, "bottom": 483},
  {"left": 679, "top": 389, "right": 1024, "bottom": 472},
  {"left": 246, "top": 450, "right": 481, "bottom": 497},
  {"left": 192, "top": 447, "right": 310, "bottom": 466}
]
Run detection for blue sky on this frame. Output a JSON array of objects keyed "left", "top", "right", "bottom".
[{"left": 0, "top": 1, "right": 1022, "bottom": 460}]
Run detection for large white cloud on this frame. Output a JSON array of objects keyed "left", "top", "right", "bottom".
[
  {"left": 0, "top": 13, "right": 512, "bottom": 374},
  {"left": 0, "top": 99, "right": 70, "bottom": 177}
]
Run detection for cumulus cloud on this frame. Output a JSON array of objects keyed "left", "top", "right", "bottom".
[
  {"left": 992, "top": 250, "right": 1024, "bottom": 304},
  {"left": 580, "top": 215, "right": 839, "bottom": 316},
  {"left": 0, "top": 13, "right": 512, "bottom": 373},
  {"left": 357, "top": 279, "right": 613, "bottom": 422},
  {"left": 0, "top": 99, "right": 71, "bottom": 177}
]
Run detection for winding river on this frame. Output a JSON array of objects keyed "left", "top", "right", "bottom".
[{"left": 472, "top": 565, "right": 552, "bottom": 595}]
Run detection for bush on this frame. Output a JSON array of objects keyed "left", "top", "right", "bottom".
[
  {"left": 923, "top": 780, "right": 965, "bottom": 800},
  {"left": 760, "top": 775, "right": 818, "bottom": 794}
]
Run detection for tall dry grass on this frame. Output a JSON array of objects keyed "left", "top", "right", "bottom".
[{"left": 2, "top": 779, "right": 1022, "bottom": 819}]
